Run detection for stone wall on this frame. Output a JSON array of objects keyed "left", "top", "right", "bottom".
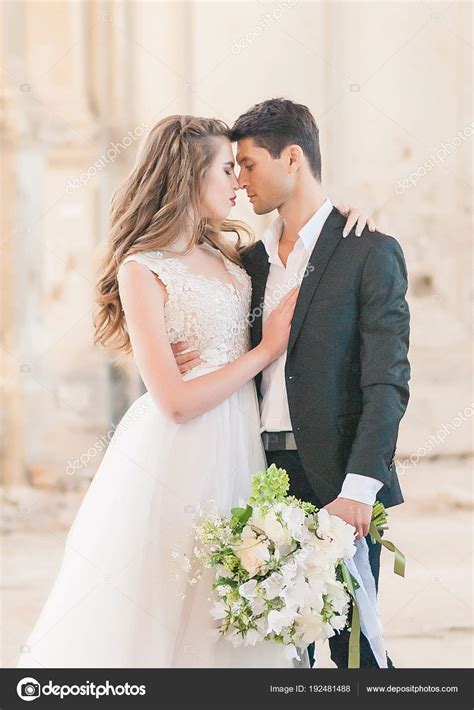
[{"left": 1, "top": 1, "right": 472, "bottom": 488}]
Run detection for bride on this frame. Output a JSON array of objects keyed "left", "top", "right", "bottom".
[{"left": 17, "top": 114, "right": 370, "bottom": 668}]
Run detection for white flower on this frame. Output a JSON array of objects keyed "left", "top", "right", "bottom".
[
  {"left": 324, "top": 579, "right": 350, "bottom": 615},
  {"left": 278, "top": 558, "right": 300, "bottom": 588},
  {"left": 241, "top": 524, "right": 257, "bottom": 541},
  {"left": 306, "top": 571, "right": 330, "bottom": 601},
  {"left": 267, "top": 605, "right": 300, "bottom": 635},
  {"left": 283, "top": 643, "right": 301, "bottom": 661},
  {"left": 230, "top": 599, "right": 246, "bottom": 614},
  {"left": 239, "top": 579, "right": 258, "bottom": 600},
  {"left": 215, "top": 565, "right": 233, "bottom": 578},
  {"left": 261, "top": 572, "right": 285, "bottom": 600},
  {"left": 280, "top": 504, "right": 308, "bottom": 542},
  {"left": 243, "top": 628, "right": 262, "bottom": 646},
  {"left": 329, "top": 614, "right": 347, "bottom": 631},
  {"left": 255, "top": 615, "right": 268, "bottom": 635},
  {"left": 321, "top": 621, "right": 336, "bottom": 640},
  {"left": 295, "top": 610, "right": 325, "bottom": 643},
  {"left": 264, "top": 510, "right": 293, "bottom": 547},
  {"left": 251, "top": 508, "right": 292, "bottom": 547},
  {"left": 200, "top": 488, "right": 352, "bottom": 656},
  {"left": 233, "top": 536, "right": 270, "bottom": 577},
  {"left": 210, "top": 601, "right": 228, "bottom": 620},
  {"left": 281, "top": 577, "right": 312, "bottom": 609},
  {"left": 216, "top": 583, "right": 232, "bottom": 598},
  {"left": 249, "top": 597, "right": 266, "bottom": 615},
  {"left": 316, "top": 509, "right": 356, "bottom": 561},
  {"left": 228, "top": 629, "right": 246, "bottom": 647}
]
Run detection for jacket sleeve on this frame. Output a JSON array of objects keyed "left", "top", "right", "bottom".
[{"left": 345, "top": 235, "right": 410, "bottom": 485}]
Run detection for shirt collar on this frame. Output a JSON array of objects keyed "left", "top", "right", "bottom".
[{"left": 261, "top": 198, "right": 333, "bottom": 265}]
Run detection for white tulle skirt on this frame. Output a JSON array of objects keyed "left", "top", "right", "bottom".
[{"left": 16, "top": 366, "right": 307, "bottom": 669}]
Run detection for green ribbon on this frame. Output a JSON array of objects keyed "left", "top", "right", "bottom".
[
  {"left": 340, "top": 562, "right": 361, "bottom": 669},
  {"left": 369, "top": 522, "right": 406, "bottom": 577},
  {"left": 337, "top": 505, "right": 405, "bottom": 668}
]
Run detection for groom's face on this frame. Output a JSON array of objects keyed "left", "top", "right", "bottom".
[{"left": 235, "top": 138, "right": 294, "bottom": 215}]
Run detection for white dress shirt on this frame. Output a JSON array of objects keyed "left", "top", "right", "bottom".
[{"left": 259, "top": 199, "right": 383, "bottom": 506}]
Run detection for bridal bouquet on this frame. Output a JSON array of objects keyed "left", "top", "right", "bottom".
[{"left": 187, "top": 465, "right": 361, "bottom": 661}]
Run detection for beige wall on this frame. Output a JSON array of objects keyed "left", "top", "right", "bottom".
[{"left": 1, "top": 0, "right": 472, "bottom": 487}]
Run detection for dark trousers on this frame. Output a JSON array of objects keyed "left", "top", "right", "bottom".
[{"left": 265, "top": 448, "right": 394, "bottom": 669}]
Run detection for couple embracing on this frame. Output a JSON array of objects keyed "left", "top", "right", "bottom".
[{"left": 17, "top": 98, "right": 410, "bottom": 669}]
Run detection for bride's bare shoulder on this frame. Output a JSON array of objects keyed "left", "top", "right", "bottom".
[{"left": 117, "top": 256, "right": 168, "bottom": 303}]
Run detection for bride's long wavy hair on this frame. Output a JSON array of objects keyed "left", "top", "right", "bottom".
[{"left": 93, "top": 115, "right": 255, "bottom": 355}]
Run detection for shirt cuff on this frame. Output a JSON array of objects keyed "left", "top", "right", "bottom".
[{"left": 337, "top": 473, "right": 384, "bottom": 506}]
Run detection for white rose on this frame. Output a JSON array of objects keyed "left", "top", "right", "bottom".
[
  {"left": 262, "top": 510, "right": 292, "bottom": 547},
  {"left": 241, "top": 524, "right": 257, "bottom": 541},
  {"left": 233, "top": 537, "right": 270, "bottom": 577},
  {"left": 249, "top": 509, "right": 265, "bottom": 531}
]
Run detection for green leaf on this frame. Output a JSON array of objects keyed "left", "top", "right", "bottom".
[
  {"left": 240, "top": 505, "right": 253, "bottom": 525},
  {"left": 214, "top": 576, "right": 238, "bottom": 588},
  {"left": 231, "top": 504, "right": 253, "bottom": 531}
]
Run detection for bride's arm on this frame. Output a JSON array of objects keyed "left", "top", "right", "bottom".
[{"left": 118, "top": 260, "right": 297, "bottom": 424}]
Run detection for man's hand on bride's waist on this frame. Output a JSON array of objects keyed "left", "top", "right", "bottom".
[{"left": 171, "top": 341, "right": 202, "bottom": 375}]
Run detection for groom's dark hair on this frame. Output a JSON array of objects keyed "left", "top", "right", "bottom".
[{"left": 230, "top": 98, "right": 322, "bottom": 180}]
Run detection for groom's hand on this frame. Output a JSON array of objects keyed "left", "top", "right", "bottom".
[
  {"left": 323, "top": 498, "right": 372, "bottom": 541},
  {"left": 171, "top": 341, "right": 202, "bottom": 375}
]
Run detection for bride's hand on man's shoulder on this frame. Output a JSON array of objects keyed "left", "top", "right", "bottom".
[{"left": 335, "top": 202, "right": 378, "bottom": 238}]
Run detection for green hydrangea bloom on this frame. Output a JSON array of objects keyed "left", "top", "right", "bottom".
[{"left": 248, "top": 464, "right": 290, "bottom": 508}]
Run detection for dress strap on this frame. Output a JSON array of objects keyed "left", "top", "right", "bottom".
[{"left": 119, "top": 250, "right": 187, "bottom": 293}]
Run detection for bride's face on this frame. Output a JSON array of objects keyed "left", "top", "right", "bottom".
[{"left": 200, "top": 137, "right": 240, "bottom": 220}]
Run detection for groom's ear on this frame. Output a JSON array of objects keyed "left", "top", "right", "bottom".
[{"left": 286, "top": 145, "right": 303, "bottom": 173}]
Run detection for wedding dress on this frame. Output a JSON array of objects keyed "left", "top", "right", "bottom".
[{"left": 16, "top": 244, "right": 308, "bottom": 668}]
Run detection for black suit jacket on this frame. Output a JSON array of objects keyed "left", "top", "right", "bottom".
[{"left": 241, "top": 207, "right": 410, "bottom": 509}]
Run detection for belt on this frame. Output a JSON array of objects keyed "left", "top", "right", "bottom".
[{"left": 261, "top": 431, "right": 297, "bottom": 451}]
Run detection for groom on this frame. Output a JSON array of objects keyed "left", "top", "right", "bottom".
[
  {"left": 174, "top": 98, "right": 410, "bottom": 668},
  {"left": 233, "top": 98, "right": 410, "bottom": 668}
]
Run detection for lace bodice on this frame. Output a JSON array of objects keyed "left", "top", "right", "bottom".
[{"left": 119, "top": 248, "right": 252, "bottom": 367}]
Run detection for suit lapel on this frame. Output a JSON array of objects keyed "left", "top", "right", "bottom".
[{"left": 287, "top": 207, "right": 345, "bottom": 354}]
